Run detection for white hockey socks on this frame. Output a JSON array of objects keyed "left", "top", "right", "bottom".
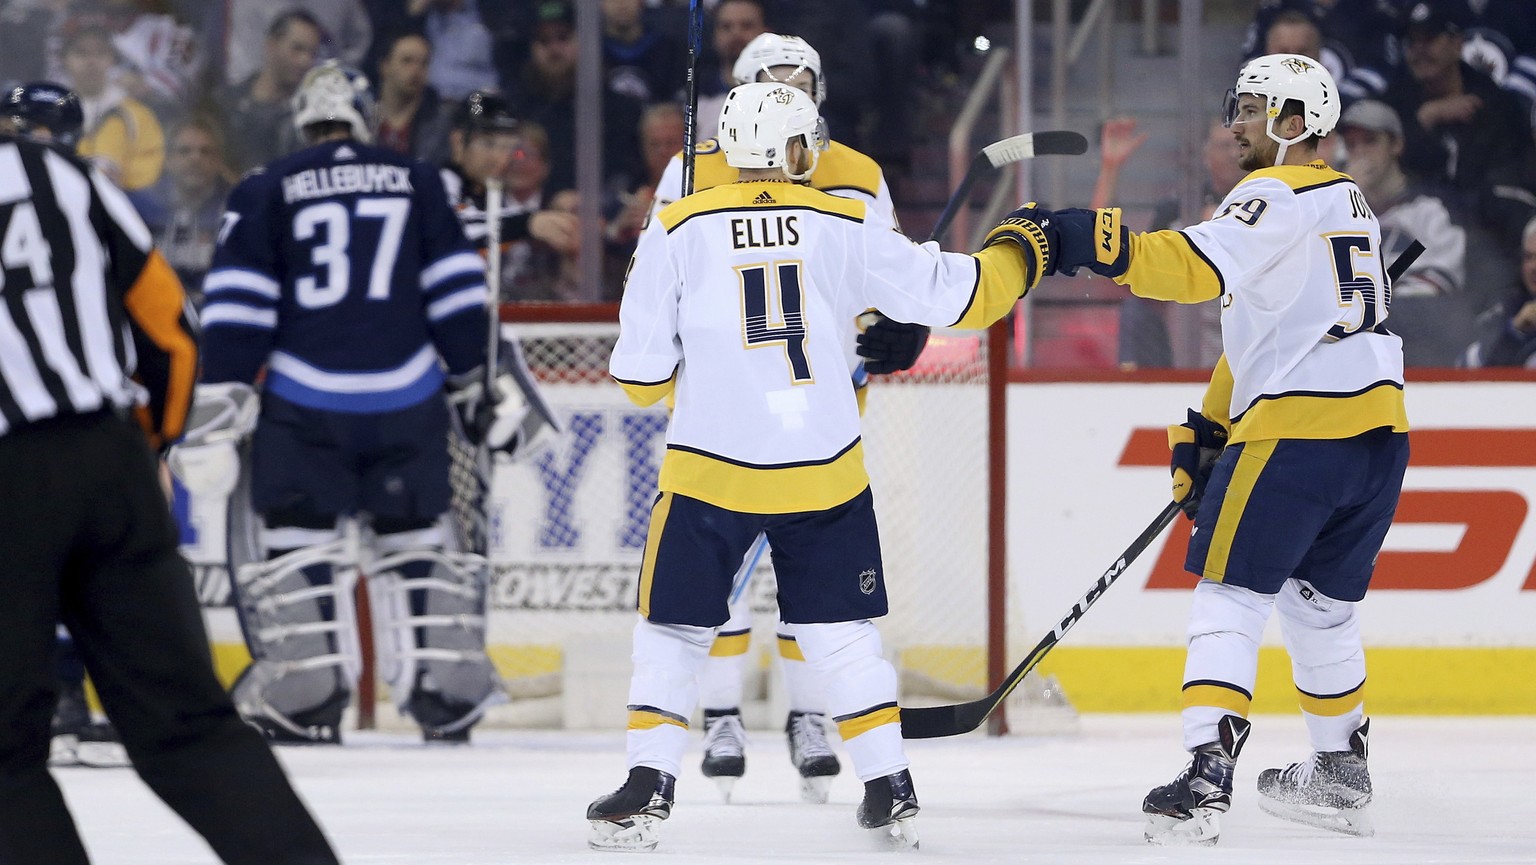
[
  {"left": 699, "top": 588, "right": 754, "bottom": 710},
  {"left": 1276, "top": 579, "right": 1366, "bottom": 752},
  {"left": 627, "top": 617, "right": 714, "bottom": 779},
  {"left": 775, "top": 624, "right": 829, "bottom": 714},
  {"left": 1181, "top": 579, "right": 1273, "bottom": 751},
  {"left": 794, "top": 620, "right": 907, "bottom": 782}
]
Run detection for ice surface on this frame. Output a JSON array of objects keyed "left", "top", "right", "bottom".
[{"left": 57, "top": 715, "right": 1535, "bottom": 864}]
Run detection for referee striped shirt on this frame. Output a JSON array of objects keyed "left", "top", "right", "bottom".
[{"left": 0, "top": 134, "right": 197, "bottom": 447}]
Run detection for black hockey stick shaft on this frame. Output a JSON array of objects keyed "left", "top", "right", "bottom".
[
  {"left": 926, "top": 130, "right": 1089, "bottom": 245},
  {"left": 681, "top": 0, "right": 703, "bottom": 196},
  {"left": 1386, "top": 239, "right": 1424, "bottom": 283},
  {"left": 901, "top": 500, "right": 1182, "bottom": 739}
]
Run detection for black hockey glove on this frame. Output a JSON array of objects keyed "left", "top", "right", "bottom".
[
  {"left": 1168, "top": 408, "right": 1228, "bottom": 519},
  {"left": 982, "top": 202, "right": 1058, "bottom": 289},
  {"left": 1050, "top": 207, "right": 1129, "bottom": 278},
  {"left": 857, "top": 312, "right": 930, "bottom": 374}
]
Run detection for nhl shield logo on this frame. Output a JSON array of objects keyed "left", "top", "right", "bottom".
[{"left": 859, "top": 568, "right": 878, "bottom": 595}]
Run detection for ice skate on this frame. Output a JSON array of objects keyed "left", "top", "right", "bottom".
[
  {"left": 587, "top": 766, "right": 676, "bottom": 852},
  {"left": 857, "top": 769, "right": 920, "bottom": 850},
  {"left": 1257, "top": 718, "right": 1374, "bottom": 837},
  {"left": 1143, "top": 714, "right": 1250, "bottom": 846},
  {"left": 700, "top": 708, "right": 746, "bottom": 802},
  {"left": 50, "top": 682, "right": 129, "bottom": 768},
  {"left": 786, "top": 711, "right": 840, "bottom": 803}
]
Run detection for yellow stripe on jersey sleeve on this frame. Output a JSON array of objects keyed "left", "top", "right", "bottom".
[
  {"left": 658, "top": 439, "right": 870, "bottom": 514},
  {"left": 1115, "top": 230, "right": 1224, "bottom": 303},
  {"left": 951, "top": 244, "right": 1027, "bottom": 329},
  {"left": 1231, "top": 382, "right": 1408, "bottom": 443},
  {"left": 612, "top": 371, "right": 676, "bottom": 407},
  {"left": 811, "top": 142, "right": 883, "bottom": 199}
]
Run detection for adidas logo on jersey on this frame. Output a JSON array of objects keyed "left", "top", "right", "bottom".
[
  {"left": 753, "top": 190, "right": 776, "bottom": 205},
  {"left": 334, "top": 145, "right": 356, "bottom": 160}
]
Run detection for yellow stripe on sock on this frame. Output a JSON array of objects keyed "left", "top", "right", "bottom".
[
  {"left": 1182, "top": 682, "right": 1253, "bottom": 716},
  {"left": 777, "top": 634, "right": 805, "bottom": 661},
  {"left": 834, "top": 704, "right": 900, "bottom": 740},
  {"left": 1297, "top": 681, "right": 1366, "bottom": 717},
  {"left": 710, "top": 631, "right": 751, "bottom": 657},
  {"left": 627, "top": 708, "right": 688, "bottom": 731}
]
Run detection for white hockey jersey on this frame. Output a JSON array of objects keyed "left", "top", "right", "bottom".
[
  {"left": 650, "top": 137, "right": 894, "bottom": 223},
  {"left": 611, "top": 181, "right": 1030, "bottom": 514},
  {"left": 1113, "top": 161, "right": 1408, "bottom": 443}
]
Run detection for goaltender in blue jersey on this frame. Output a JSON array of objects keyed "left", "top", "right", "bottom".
[{"left": 185, "top": 63, "right": 522, "bottom": 747}]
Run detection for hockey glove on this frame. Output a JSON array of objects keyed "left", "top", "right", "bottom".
[
  {"left": 448, "top": 368, "right": 560, "bottom": 461},
  {"left": 166, "top": 382, "right": 259, "bottom": 498},
  {"left": 856, "top": 311, "right": 930, "bottom": 374},
  {"left": 982, "top": 202, "right": 1058, "bottom": 290},
  {"left": 1050, "top": 207, "right": 1129, "bottom": 278},
  {"left": 1168, "top": 408, "right": 1228, "bottom": 519}
]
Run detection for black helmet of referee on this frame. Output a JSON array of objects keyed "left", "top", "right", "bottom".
[
  {"left": 453, "top": 90, "right": 519, "bottom": 137},
  {"left": 4, "top": 81, "right": 85, "bottom": 148}
]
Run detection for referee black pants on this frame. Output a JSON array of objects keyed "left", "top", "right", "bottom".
[{"left": 0, "top": 411, "right": 338, "bottom": 865}]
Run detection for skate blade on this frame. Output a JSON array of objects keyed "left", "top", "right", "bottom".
[
  {"left": 1144, "top": 808, "right": 1222, "bottom": 846},
  {"left": 588, "top": 814, "right": 662, "bottom": 852},
  {"left": 867, "top": 814, "right": 919, "bottom": 851},
  {"left": 74, "top": 741, "right": 131, "bottom": 769},
  {"left": 48, "top": 735, "right": 80, "bottom": 768},
  {"left": 710, "top": 775, "right": 739, "bottom": 804},
  {"left": 1258, "top": 795, "right": 1374, "bottom": 837},
  {"left": 800, "top": 775, "right": 833, "bottom": 805}
]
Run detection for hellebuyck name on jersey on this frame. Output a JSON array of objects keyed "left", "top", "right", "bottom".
[{"left": 281, "top": 162, "right": 414, "bottom": 204}]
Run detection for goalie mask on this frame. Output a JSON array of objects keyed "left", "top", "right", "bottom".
[
  {"left": 733, "top": 33, "right": 826, "bottom": 107},
  {"left": 718, "top": 82, "right": 827, "bottom": 181},
  {"left": 1224, "top": 53, "right": 1339, "bottom": 166},
  {"left": 292, "top": 61, "right": 377, "bottom": 144}
]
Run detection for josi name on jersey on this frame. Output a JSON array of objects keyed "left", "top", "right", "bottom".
[{"left": 282, "top": 163, "right": 415, "bottom": 204}]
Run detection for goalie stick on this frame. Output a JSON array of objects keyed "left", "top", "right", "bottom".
[
  {"left": 899, "top": 239, "right": 1429, "bottom": 740},
  {"left": 927, "top": 130, "right": 1089, "bottom": 245}
]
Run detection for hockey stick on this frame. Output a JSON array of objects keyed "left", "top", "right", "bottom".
[
  {"left": 466, "top": 177, "right": 505, "bottom": 557},
  {"left": 901, "top": 500, "right": 1182, "bottom": 739},
  {"left": 1386, "top": 239, "right": 1424, "bottom": 283},
  {"left": 927, "top": 130, "right": 1089, "bottom": 245},
  {"left": 681, "top": 0, "right": 703, "bottom": 196}
]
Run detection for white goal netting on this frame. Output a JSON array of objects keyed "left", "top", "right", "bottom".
[{"left": 479, "top": 314, "right": 1074, "bottom": 731}]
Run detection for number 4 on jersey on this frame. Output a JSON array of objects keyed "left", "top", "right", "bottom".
[{"left": 738, "top": 260, "right": 812, "bottom": 383}]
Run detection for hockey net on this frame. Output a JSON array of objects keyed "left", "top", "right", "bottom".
[{"left": 468, "top": 303, "right": 1074, "bottom": 731}]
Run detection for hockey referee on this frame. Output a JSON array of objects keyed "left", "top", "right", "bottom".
[{"left": 0, "top": 128, "right": 338, "bottom": 862}]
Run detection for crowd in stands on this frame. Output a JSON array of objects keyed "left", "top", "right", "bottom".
[
  {"left": 3, "top": 0, "right": 1533, "bottom": 368},
  {"left": 1107, "top": 0, "right": 1536, "bottom": 369},
  {"left": 0, "top": 0, "right": 956, "bottom": 305}
]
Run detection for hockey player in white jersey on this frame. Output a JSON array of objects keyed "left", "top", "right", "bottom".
[
  {"left": 1031, "top": 54, "right": 1408, "bottom": 844},
  {"left": 648, "top": 32, "right": 929, "bottom": 804},
  {"left": 586, "top": 81, "right": 1052, "bottom": 852}
]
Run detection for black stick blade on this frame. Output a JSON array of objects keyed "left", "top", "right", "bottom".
[{"left": 901, "top": 701, "right": 992, "bottom": 739}]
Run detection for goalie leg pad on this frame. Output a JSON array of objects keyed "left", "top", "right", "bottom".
[
  {"left": 229, "top": 521, "right": 361, "bottom": 742},
  {"left": 370, "top": 522, "right": 506, "bottom": 735},
  {"left": 794, "top": 620, "right": 906, "bottom": 782}
]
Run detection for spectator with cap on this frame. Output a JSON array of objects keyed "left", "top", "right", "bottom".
[
  {"left": 374, "top": 31, "right": 452, "bottom": 164},
  {"left": 511, "top": 0, "right": 644, "bottom": 198},
  {"left": 1339, "top": 98, "right": 1473, "bottom": 365},
  {"left": 62, "top": 22, "right": 165, "bottom": 191},
  {"left": 219, "top": 9, "right": 320, "bottom": 172},
  {"left": 1384, "top": 0, "right": 1536, "bottom": 207}
]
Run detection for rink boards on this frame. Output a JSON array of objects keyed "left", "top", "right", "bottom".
[{"left": 180, "top": 376, "right": 1536, "bottom": 716}]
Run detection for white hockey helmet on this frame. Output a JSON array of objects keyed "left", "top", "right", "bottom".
[
  {"left": 718, "top": 82, "right": 825, "bottom": 181},
  {"left": 732, "top": 33, "right": 826, "bottom": 106},
  {"left": 1225, "top": 53, "right": 1340, "bottom": 161},
  {"left": 292, "top": 61, "right": 376, "bottom": 144}
]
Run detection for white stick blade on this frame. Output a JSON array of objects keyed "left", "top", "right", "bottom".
[{"left": 982, "top": 130, "right": 1088, "bottom": 167}]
